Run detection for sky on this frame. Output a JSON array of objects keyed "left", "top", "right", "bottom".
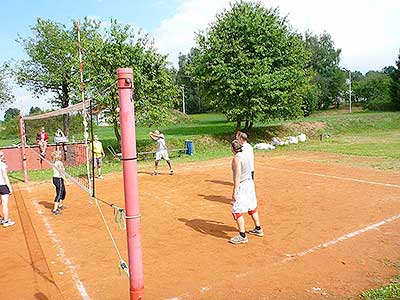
[{"left": 1, "top": 0, "right": 399, "bottom": 119}]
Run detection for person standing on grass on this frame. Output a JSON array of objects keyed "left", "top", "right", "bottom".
[
  {"left": 0, "top": 151, "right": 15, "bottom": 227},
  {"left": 236, "top": 131, "right": 255, "bottom": 180},
  {"left": 229, "top": 140, "right": 263, "bottom": 244},
  {"left": 90, "top": 134, "right": 105, "bottom": 179},
  {"left": 51, "top": 150, "right": 66, "bottom": 215},
  {"left": 149, "top": 130, "right": 173, "bottom": 176}
]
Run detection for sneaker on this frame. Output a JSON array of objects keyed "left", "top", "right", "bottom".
[
  {"left": 0, "top": 217, "right": 3, "bottom": 225},
  {"left": 169, "top": 169, "right": 174, "bottom": 175},
  {"left": 52, "top": 209, "right": 62, "bottom": 215},
  {"left": 229, "top": 234, "right": 248, "bottom": 244},
  {"left": 152, "top": 171, "right": 158, "bottom": 176},
  {"left": 3, "top": 219, "right": 16, "bottom": 227},
  {"left": 248, "top": 227, "right": 264, "bottom": 237},
  {"left": 98, "top": 175, "right": 104, "bottom": 179},
  {"left": 58, "top": 205, "right": 65, "bottom": 210}
]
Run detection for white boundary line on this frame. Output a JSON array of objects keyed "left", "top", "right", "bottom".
[
  {"left": 262, "top": 165, "right": 400, "bottom": 188},
  {"left": 283, "top": 213, "right": 400, "bottom": 261},
  {"left": 163, "top": 213, "right": 400, "bottom": 300},
  {"left": 32, "top": 200, "right": 91, "bottom": 300}
]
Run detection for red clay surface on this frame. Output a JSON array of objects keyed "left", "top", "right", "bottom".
[{"left": 1, "top": 151, "right": 400, "bottom": 300}]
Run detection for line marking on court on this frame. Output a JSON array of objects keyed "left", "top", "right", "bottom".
[
  {"left": 163, "top": 213, "right": 400, "bottom": 300},
  {"left": 32, "top": 200, "right": 91, "bottom": 300},
  {"left": 283, "top": 213, "right": 400, "bottom": 262},
  {"left": 262, "top": 165, "right": 400, "bottom": 188}
]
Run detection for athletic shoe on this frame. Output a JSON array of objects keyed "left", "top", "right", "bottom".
[
  {"left": 58, "top": 205, "right": 65, "bottom": 210},
  {"left": 3, "top": 219, "right": 16, "bottom": 228},
  {"left": 248, "top": 228, "right": 264, "bottom": 237},
  {"left": 229, "top": 234, "right": 248, "bottom": 244},
  {"left": 0, "top": 217, "right": 3, "bottom": 225},
  {"left": 152, "top": 171, "right": 158, "bottom": 176},
  {"left": 98, "top": 175, "right": 104, "bottom": 179},
  {"left": 169, "top": 169, "right": 174, "bottom": 175},
  {"left": 52, "top": 209, "right": 61, "bottom": 215}
]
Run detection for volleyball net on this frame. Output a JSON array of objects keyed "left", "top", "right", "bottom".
[{"left": 23, "top": 100, "right": 93, "bottom": 194}]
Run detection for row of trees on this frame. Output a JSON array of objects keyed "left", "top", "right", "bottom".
[
  {"left": 3, "top": 18, "right": 179, "bottom": 142},
  {"left": 175, "top": 2, "right": 400, "bottom": 129},
  {"left": 1, "top": 1, "right": 400, "bottom": 136}
]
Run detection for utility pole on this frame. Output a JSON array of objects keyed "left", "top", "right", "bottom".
[
  {"left": 181, "top": 85, "right": 186, "bottom": 114},
  {"left": 346, "top": 70, "right": 352, "bottom": 113}
]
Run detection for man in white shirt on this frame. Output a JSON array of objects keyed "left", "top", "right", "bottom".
[
  {"left": 236, "top": 131, "right": 255, "bottom": 180},
  {"left": 149, "top": 130, "right": 174, "bottom": 175}
]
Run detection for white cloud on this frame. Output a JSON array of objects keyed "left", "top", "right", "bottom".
[{"left": 153, "top": 0, "right": 400, "bottom": 72}]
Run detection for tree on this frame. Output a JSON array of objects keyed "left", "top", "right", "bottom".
[
  {"left": 29, "top": 106, "right": 42, "bottom": 115},
  {"left": 4, "top": 108, "right": 20, "bottom": 122},
  {"left": 353, "top": 71, "right": 393, "bottom": 110},
  {"left": 389, "top": 51, "right": 400, "bottom": 109},
  {"left": 193, "top": 2, "right": 312, "bottom": 130},
  {"left": 15, "top": 18, "right": 80, "bottom": 135},
  {"left": 304, "top": 31, "right": 344, "bottom": 109},
  {"left": 83, "top": 19, "right": 179, "bottom": 142},
  {"left": 176, "top": 48, "right": 211, "bottom": 114},
  {"left": 0, "top": 66, "right": 14, "bottom": 106}
]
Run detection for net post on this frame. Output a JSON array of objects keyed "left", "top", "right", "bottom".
[
  {"left": 117, "top": 68, "right": 144, "bottom": 300},
  {"left": 18, "top": 113, "right": 28, "bottom": 183}
]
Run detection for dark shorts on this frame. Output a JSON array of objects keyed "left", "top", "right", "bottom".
[{"left": 0, "top": 185, "right": 10, "bottom": 195}]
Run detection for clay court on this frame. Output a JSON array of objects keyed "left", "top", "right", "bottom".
[{"left": 1, "top": 151, "right": 400, "bottom": 300}]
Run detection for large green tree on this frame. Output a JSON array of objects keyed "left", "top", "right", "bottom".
[
  {"left": 193, "top": 1, "right": 312, "bottom": 130},
  {"left": 82, "top": 19, "right": 179, "bottom": 142},
  {"left": 353, "top": 71, "right": 393, "bottom": 110},
  {"left": 0, "top": 66, "right": 14, "bottom": 106},
  {"left": 15, "top": 18, "right": 80, "bottom": 134},
  {"left": 4, "top": 107, "right": 20, "bottom": 122},
  {"left": 304, "top": 31, "right": 345, "bottom": 109}
]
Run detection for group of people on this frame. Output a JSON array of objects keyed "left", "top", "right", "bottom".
[
  {"left": 148, "top": 129, "right": 263, "bottom": 245},
  {"left": 4, "top": 126, "right": 262, "bottom": 244}
]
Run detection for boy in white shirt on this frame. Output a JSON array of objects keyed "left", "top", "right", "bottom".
[
  {"left": 149, "top": 130, "right": 174, "bottom": 176},
  {"left": 236, "top": 131, "right": 255, "bottom": 180}
]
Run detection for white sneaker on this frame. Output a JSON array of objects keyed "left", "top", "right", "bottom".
[
  {"left": 3, "top": 219, "right": 16, "bottom": 228},
  {"left": 169, "top": 169, "right": 174, "bottom": 175},
  {"left": 98, "top": 175, "right": 104, "bottom": 179}
]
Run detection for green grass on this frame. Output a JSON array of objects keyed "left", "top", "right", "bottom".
[
  {"left": 5, "top": 110, "right": 400, "bottom": 183},
  {"left": 361, "top": 275, "right": 400, "bottom": 300}
]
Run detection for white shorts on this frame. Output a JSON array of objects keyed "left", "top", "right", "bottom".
[
  {"left": 155, "top": 150, "right": 170, "bottom": 161},
  {"left": 232, "top": 179, "right": 257, "bottom": 214}
]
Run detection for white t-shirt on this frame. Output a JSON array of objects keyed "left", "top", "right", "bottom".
[
  {"left": 156, "top": 134, "right": 167, "bottom": 152},
  {"left": 242, "top": 142, "right": 254, "bottom": 172},
  {"left": 0, "top": 161, "right": 8, "bottom": 185},
  {"left": 236, "top": 152, "right": 252, "bottom": 182},
  {"left": 53, "top": 160, "right": 65, "bottom": 178}
]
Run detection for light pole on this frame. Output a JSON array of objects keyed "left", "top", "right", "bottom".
[
  {"left": 181, "top": 85, "right": 186, "bottom": 114},
  {"left": 346, "top": 70, "right": 352, "bottom": 113}
]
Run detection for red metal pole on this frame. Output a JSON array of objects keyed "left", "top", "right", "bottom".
[
  {"left": 117, "top": 68, "right": 144, "bottom": 300},
  {"left": 18, "top": 113, "right": 28, "bottom": 183}
]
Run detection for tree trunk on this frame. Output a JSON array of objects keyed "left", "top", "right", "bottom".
[
  {"left": 113, "top": 115, "right": 121, "bottom": 146},
  {"left": 235, "top": 116, "right": 241, "bottom": 132},
  {"left": 61, "top": 83, "right": 70, "bottom": 136}
]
